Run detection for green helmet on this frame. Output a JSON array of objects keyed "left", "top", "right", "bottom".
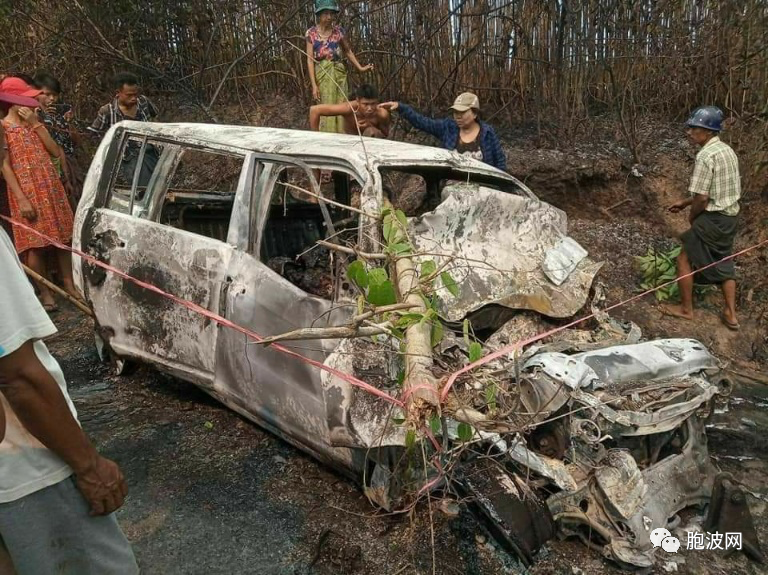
[{"left": 315, "top": 0, "right": 340, "bottom": 13}]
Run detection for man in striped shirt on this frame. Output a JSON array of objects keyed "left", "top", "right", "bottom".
[{"left": 662, "top": 106, "right": 741, "bottom": 330}]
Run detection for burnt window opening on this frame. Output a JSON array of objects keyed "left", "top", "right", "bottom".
[
  {"left": 378, "top": 166, "right": 529, "bottom": 217},
  {"left": 379, "top": 169, "right": 431, "bottom": 216},
  {"left": 105, "top": 135, "right": 164, "bottom": 214},
  {"left": 156, "top": 148, "right": 244, "bottom": 242},
  {"left": 260, "top": 166, "right": 360, "bottom": 300}
]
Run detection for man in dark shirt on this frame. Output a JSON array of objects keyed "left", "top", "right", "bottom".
[
  {"left": 88, "top": 72, "right": 159, "bottom": 137},
  {"left": 89, "top": 72, "right": 160, "bottom": 188}
]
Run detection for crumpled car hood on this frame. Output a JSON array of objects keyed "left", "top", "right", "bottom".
[{"left": 407, "top": 185, "right": 602, "bottom": 322}]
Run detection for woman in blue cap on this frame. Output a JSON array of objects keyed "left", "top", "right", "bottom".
[{"left": 306, "top": 0, "right": 373, "bottom": 134}]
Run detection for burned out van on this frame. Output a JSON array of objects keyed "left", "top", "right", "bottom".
[{"left": 73, "top": 122, "right": 732, "bottom": 570}]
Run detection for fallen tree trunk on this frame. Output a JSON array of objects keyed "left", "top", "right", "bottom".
[{"left": 382, "top": 201, "right": 440, "bottom": 416}]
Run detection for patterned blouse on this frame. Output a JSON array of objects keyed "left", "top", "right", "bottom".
[
  {"left": 306, "top": 25, "right": 345, "bottom": 62},
  {"left": 38, "top": 106, "right": 75, "bottom": 157}
]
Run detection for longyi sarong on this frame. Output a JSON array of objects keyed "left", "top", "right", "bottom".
[
  {"left": 681, "top": 210, "right": 738, "bottom": 284},
  {"left": 315, "top": 60, "right": 348, "bottom": 134}
]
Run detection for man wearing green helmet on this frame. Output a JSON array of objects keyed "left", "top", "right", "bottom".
[
  {"left": 662, "top": 106, "right": 742, "bottom": 330},
  {"left": 306, "top": 0, "right": 373, "bottom": 134}
]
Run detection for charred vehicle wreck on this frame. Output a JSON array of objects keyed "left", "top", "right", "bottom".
[{"left": 72, "top": 122, "right": 747, "bottom": 570}]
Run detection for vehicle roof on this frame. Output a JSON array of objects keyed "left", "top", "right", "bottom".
[{"left": 114, "top": 121, "right": 517, "bottom": 182}]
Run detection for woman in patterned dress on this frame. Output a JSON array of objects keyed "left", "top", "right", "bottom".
[
  {"left": 1, "top": 85, "right": 76, "bottom": 312},
  {"left": 306, "top": 0, "right": 373, "bottom": 134}
]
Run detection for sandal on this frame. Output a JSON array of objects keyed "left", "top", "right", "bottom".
[{"left": 720, "top": 313, "right": 739, "bottom": 331}]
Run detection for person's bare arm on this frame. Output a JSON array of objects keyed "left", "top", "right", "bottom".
[
  {"left": 18, "top": 107, "right": 74, "bottom": 193},
  {"left": 668, "top": 196, "right": 694, "bottom": 213},
  {"left": 1, "top": 156, "right": 36, "bottom": 220},
  {"left": 309, "top": 102, "right": 353, "bottom": 131},
  {"left": 689, "top": 193, "right": 709, "bottom": 223},
  {"left": 64, "top": 110, "right": 82, "bottom": 147},
  {"left": 0, "top": 341, "right": 127, "bottom": 515},
  {"left": 18, "top": 108, "right": 60, "bottom": 158},
  {"left": 307, "top": 40, "right": 319, "bottom": 101},
  {"left": 340, "top": 37, "right": 373, "bottom": 72}
]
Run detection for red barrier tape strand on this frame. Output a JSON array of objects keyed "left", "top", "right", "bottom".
[
  {"left": 0, "top": 215, "right": 405, "bottom": 408},
  {"left": 439, "top": 237, "right": 768, "bottom": 401}
]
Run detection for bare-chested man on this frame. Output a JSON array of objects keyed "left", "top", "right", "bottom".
[{"left": 309, "top": 84, "right": 390, "bottom": 138}]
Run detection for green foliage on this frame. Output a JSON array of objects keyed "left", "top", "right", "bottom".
[
  {"left": 405, "top": 429, "right": 416, "bottom": 449},
  {"left": 347, "top": 259, "right": 397, "bottom": 306},
  {"left": 457, "top": 423, "right": 474, "bottom": 442},
  {"left": 347, "top": 260, "right": 368, "bottom": 288},
  {"left": 420, "top": 260, "right": 437, "bottom": 279},
  {"left": 368, "top": 281, "right": 397, "bottom": 305},
  {"left": 430, "top": 320, "right": 444, "bottom": 347},
  {"left": 468, "top": 342, "right": 483, "bottom": 363},
  {"left": 634, "top": 246, "right": 713, "bottom": 302},
  {"left": 634, "top": 247, "right": 682, "bottom": 302},
  {"left": 485, "top": 382, "right": 498, "bottom": 412},
  {"left": 429, "top": 414, "right": 442, "bottom": 435},
  {"left": 440, "top": 271, "right": 460, "bottom": 297}
]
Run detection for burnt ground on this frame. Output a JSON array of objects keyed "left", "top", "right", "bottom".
[{"left": 43, "top": 117, "right": 768, "bottom": 575}]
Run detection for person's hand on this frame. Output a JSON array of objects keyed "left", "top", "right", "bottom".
[
  {"left": 668, "top": 199, "right": 688, "bottom": 213},
  {"left": 18, "top": 197, "right": 37, "bottom": 221},
  {"left": 359, "top": 63, "right": 374, "bottom": 72},
  {"left": 311, "top": 85, "right": 320, "bottom": 101},
  {"left": 17, "top": 107, "right": 40, "bottom": 126},
  {"left": 75, "top": 456, "right": 128, "bottom": 515},
  {"left": 63, "top": 109, "right": 74, "bottom": 122},
  {"left": 378, "top": 101, "right": 398, "bottom": 111}
]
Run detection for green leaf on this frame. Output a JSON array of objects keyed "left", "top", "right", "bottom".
[
  {"left": 368, "top": 280, "right": 397, "bottom": 305},
  {"left": 405, "top": 429, "right": 416, "bottom": 449},
  {"left": 382, "top": 218, "right": 393, "bottom": 244},
  {"left": 469, "top": 341, "right": 483, "bottom": 363},
  {"left": 429, "top": 415, "right": 441, "bottom": 435},
  {"left": 204, "top": 421, "right": 214, "bottom": 430},
  {"left": 368, "top": 267, "right": 389, "bottom": 287},
  {"left": 395, "top": 209, "right": 408, "bottom": 230},
  {"left": 392, "top": 415, "right": 405, "bottom": 425},
  {"left": 419, "top": 308, "right": 436, "bottom": 325},
  {"left": 457, "top": 423, "right": 474, "bottom": 442},
  {"left": 441, "top": 271, "right": 460, "bottom": 297},
  {"left": 347, "top": 260, "right": 368, "bottom": 289},
  {"left": 396, "top": 369, "right": 405, "bottom": 387},
  {"left": 389, "top": 327, "right": 405, "bottom": 340},
  {"left": 420, "top": 260, "right": 437, "bottom": 279},
  {"left": 396, "top": 313, "right": 423, "bottom": 329},
  {"left": 463, "top": 319, "right": 471, "bottom": 346},
  {"left": 430, "top": 320, "right": 444, "bottom": 347},
  {"left": 485, "top": 383, "right": 497, "bottom": 411},
  {"left": 387, "top": 242, "right": 412, "bottom": 255}
]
